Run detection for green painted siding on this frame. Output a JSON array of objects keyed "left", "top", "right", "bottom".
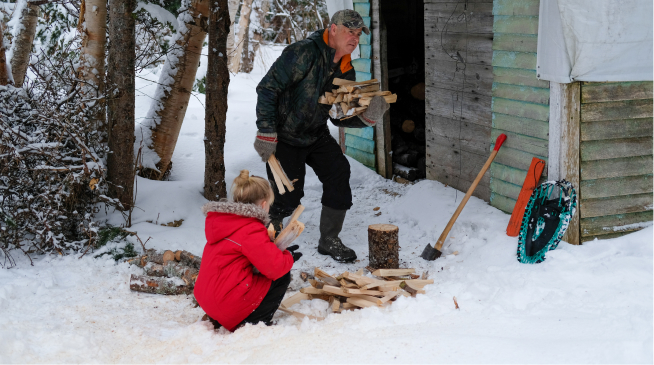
[
  {"left": 343, "top": 0, "right": 376, "bottom": 170},
  {"left": 490, "top": 0, "right": 549, "bottom": 213},
  {"left": 579, "top": 81, "right": 654, "bottom": 242}
]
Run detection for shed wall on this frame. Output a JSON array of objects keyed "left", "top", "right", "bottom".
[
  {"left": 489, "top": 0, "right": 549, "bottom": 213},
  {"left": 579, "top": 81, "right": 653, "bottom": 241},
  {"left": 424, "top": 0, "right": 494, "bottom": 201}
]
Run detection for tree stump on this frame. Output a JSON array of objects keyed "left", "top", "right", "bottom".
[{"left": 368, "top": 224, "right": 399, "bottom": 269}]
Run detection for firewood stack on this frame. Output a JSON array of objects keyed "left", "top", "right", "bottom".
[
  {"left": 279, "top": 267, "right": 433, "bottom": 320},
  {"left": 127, "top": 249, "right": 201, "bottom": 295},
  {"left": 389, "top": 81, "right": 426, "bottom": 182},
  {"left": 319, "top": 78, "right": 397, "bottom": 120}
]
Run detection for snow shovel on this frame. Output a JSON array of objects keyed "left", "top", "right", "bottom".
[{"left": 421, "top": 133, "right": 507, "bottom": 261}]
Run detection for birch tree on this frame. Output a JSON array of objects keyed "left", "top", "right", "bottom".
[
  {"left": 204, "top": 0, "right": 230, "bottom": 201},
  {"left": 140, "top": 0, "right": 210, "bottom": 179},
  {"left": 225, "top": 0, "right": 239, "bottom": 68},
  {"left": 107, "top": 0, "right": 136, "bottom": 209},
  {"left": 9, "top": 0, "right": 39, "bottom": 87},
  {"left": 228, "top": 0, "right": 251, "bottom": 73}
]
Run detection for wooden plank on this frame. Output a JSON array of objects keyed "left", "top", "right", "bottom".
[
  {"left": 492, "top": 50, "right": 537, "bottom": 70},
  {"left": 426, "top": 142, "right": 492, "bottom": 186},
  {"left": 581, "top": 81, "right": 653, "bottom": 103},
  {"left": 493, "top": 67, "right": 549, "bottom": 89},
  {"left": 490, "top": 177, "right": 521, "bottom": 200},
  {"left": 490, "top": 129, "right": 548, "bottom": 157},
  {"left": 581, "top": 230, "right": 642, "bottom": 243},
  {"left": 492, "top": 83, "right": 549, "bottom": 105},
  {"left": 424, "top": 33, "right": 493, "bottom": 65},
  {"left": 425, "top": 61, "right": 493, "bottom": 97},
  {"left": 346, "top": 297, "right": 377, "bottom": 308},
  {"left": 345, "top": 133, "right": 375, "bottom": 154},
  {"left": 426, "top": 114, "right": 491, "bottom": 155},
  {"left": 581, "top": 156, "right": 653, "bottom": 180},
  {"left": 490, "top": 162, "right": 527, "bottom": 186},
  {"left": 581, "top": 99, "right": 653, "bottom": 122},
  {"left": 351, "top": 58, "right": 371, "bottom": 73},
  {"left": 345, "top": 147, "right": 376, "bottom": 168},
  {"left": 492, "top": 97, "right": 549, "bottom": 121},
  {"left": 424, "top": 2, "right": 493, "bottom": 34},
  {"left": 371, "top": 268, "right": 415, "bottom": 277},
  {"left": 581, "top": 211, "right": 653, "bottom": 237},
  {"left": 558, "top": 82, "right": 581, "bottom": 245},
  {"left": 581, "top": 175, "right": 653, "bottom": 199},
  {"left": 581, "top": 193, "right": 653, "bottom": 218},
  {"left": 280, "top": 292, "right": 310, "bottom": 308},
  {"left": 372, "top": 2, "right": 391, "bottom": 179},
  {"left": 492, "top": 113, "right": 549, "bottom": 140},
  {"left": 426, "top": 88, "right": 492, "bottom": 126},
  {"left": 493, "top": 0, "right": 540, "bottom": 16},
  {"left": 493, "top": 145, "right": 548, "bottom": 174},
  {"left": 493, "top": 15, "right": 539, "bottom": 35},
  {"left": 492, "top": 33, "right": 538, "bottom": 53},
  {"left": 427, "top": 164, "right": 491, "bottom": 202},
  {"left": 581, "top": 137, "right": 653, "bottom": 161},
  {"left": 490, "top": 192, "right": 517, "bottom": 213},
  {"left": 580, "top": 118, "right": 653, "bottom": 141},
  {"left": 344, "top": 126, "right": 374, "bottom": 139}
]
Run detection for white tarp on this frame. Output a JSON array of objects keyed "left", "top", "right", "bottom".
[{"left": 537, "top": 0, "right": 653, "bottom": 83}]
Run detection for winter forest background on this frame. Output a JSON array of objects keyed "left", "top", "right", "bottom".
[{"left": 0, "top": 0, "right": 329, "bottom": 266}]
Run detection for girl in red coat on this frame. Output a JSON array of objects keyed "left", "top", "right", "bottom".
[{"left": 194, "top": 170, "right": 301, "bottom": 332}]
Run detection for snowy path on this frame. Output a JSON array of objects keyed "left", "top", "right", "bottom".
[{"left": 1, "top": 46, "right": 652, "bottom": 363}]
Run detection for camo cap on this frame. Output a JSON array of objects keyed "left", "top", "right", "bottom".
[{"left": 330, "top": 9, "right": 370, "bottom": 35}]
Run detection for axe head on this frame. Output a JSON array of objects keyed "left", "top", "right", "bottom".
[{"left": 420, "top": 243, "right": 442, "bottom": 261}]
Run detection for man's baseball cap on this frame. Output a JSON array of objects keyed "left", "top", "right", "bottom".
[{"left": 330, "top": 9, "right": 370, "bottom": 35}]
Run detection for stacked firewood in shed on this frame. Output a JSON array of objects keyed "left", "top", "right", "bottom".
[
  {"left": 279, "top": 267, "right": 433, "bottom": 320},
  {"left": 127, "top": 249, "right": 201, "bottom": 295},
  {"left": 389, "top": 81, "right": 426, "bottom": 182}
]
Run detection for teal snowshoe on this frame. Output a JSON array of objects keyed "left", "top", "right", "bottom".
[{"left": 517, "top": 180, "right": 577, "bottom": 264}]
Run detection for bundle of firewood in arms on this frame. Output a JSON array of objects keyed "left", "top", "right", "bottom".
[
  {"left": 279, "top": 267, "right": 433, "bottom": 320},
  {"left": 127, "top": 249, "right": 202, "bottom": 295},
  {"left": 320, "top": 78, "right": 397, "bottom": 120}
]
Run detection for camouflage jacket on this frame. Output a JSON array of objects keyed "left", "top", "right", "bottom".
[{"left": 255, "top": 29, "right": 368, "bottom": 147}]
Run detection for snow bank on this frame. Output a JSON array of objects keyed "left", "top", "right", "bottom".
[{"left": 1, "top": 44, "right": 652, "bottom": 363}]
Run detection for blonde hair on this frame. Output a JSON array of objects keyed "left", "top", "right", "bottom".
[{"left": 231, "top": 170, "right": 274, "bottom": 205}]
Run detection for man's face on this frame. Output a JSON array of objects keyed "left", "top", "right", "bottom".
[{"left": 330, "top": 24, "right": 362, "bottom": 55}]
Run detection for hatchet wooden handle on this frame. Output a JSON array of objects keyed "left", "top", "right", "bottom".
[{"left": 434, "top": 134, "right": 507, "bottom": 251}]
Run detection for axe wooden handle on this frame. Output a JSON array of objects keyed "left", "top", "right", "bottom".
[{"left": 434, "top": 134, "right": 507, "bottom": 251}]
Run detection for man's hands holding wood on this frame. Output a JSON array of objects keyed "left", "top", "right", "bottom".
[
  {"left": 254, "top": 131, "right": 278, "bottom": 162},
  {"left": 358, "top": 95, "right": 390, "bottom": 126}
]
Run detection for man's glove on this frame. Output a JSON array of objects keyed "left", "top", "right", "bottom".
[
  {"left": 287, "top": 245, "right": 303, "bottom": 262},
  {"left": 359, "top": 95, "right": 390, "bottom": 126},
  {"left": 253, "top": 131, "right": 277, "bottom": 162}
]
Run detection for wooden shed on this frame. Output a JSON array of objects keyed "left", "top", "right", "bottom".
[{"left": 336, "top": 0, "right": 652, "bottom": 244}]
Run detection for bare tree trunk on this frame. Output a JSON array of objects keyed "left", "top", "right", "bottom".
[
  {"left": 107, "top": 0, "right": 136, "bottom": 209},
  {"left": 225, "top": 0, "right": 239, "bottom": 68},
  {"left": 240, "top": 30, "right": 260, "bottom": 73},
  {"left": 204, "top": 0, "right": 230, "bottom": 201},
  {"left": 77, "top": 0, "right": 107, "bottom": 138},
  {"left": 0, "top": 23, "right": 9, "bottom": 86},
  {"left": 10, "top": 1, "right": 39, "bottom": 87},
  {"left": 141, "top": 0, "right": 209, "bottom": 179},
  {"left": 229, "top": 0, "right": 252, "bottom": 73}
]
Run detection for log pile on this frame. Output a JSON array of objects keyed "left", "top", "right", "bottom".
[
  {"left": 389, "top": 80, "right": 426, "bottom": 182},
  {"left": 127, "top": 249, "right": 201, "bottom": 295},
  {"left": 279, "top": 267, "right": 433, "bottom": 320},
  {"left": 319, "top": 78, "right": 397, "bottom": 120}
]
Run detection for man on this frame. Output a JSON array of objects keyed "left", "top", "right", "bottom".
[{"left": 253, "top": 10, "right": 389, "bottom": 263}]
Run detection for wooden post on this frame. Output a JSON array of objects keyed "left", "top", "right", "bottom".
[
  {"left": 371, "top": 0, "right": 392, "bottom": 179},
  {"left": 549, "top": 82, "right": 581, "bottom": 245},
  {"left": 368, "top": 224, "right": 399, "bottom": 269}
]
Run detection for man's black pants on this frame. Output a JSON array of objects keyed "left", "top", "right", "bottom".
[
  {"left": 209, "top": 271, "right": 291, "bottom": 329},
  {"left": 267, "top": 134, "right": 352, "bottom": 218}
]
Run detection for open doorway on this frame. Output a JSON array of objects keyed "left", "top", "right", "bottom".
[{"left": 380, "top": 0, "right": 425, "bottom": 182}]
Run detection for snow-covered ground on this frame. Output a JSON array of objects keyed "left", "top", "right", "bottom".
[{"left": 1, "top": 45, "right": 652, "bottom": 363}]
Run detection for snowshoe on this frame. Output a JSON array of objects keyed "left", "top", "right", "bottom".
[{"left": 517, "top": 180, "right": 577, "bottom": 264}]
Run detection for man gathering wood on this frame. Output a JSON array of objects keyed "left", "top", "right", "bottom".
[{"left": 254, "top": 10, "right": 390, "bottom": 263}]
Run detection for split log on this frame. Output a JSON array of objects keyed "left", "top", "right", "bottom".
[
  {"left": 368, "top": 224, "right": 400, "bottom": 269},
  {"left": 372, "top": 268, "right": 415, "bottom": 277},
  {"left": 401, "top": 119, "right": 415, "bottom": 133},
  {"left": 274, "top": 220, "right": 305, "bottom": 251},
  {"left": 399, "top": 281, "right": 418, "bottom": 297},
  {"left": 129, "top": 274, "right": 193, "bottom": 295},
  {"left": 314, "top": 268, "right": 341, "bottom": 287}
]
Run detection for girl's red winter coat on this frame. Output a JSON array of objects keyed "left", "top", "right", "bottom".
[{"left": 194, "top": 201, "right": 294, "bottom": 331}]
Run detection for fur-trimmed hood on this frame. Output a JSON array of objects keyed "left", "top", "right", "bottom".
[{"left": 202, "top": 201, "right": 270, "bottom": 226}]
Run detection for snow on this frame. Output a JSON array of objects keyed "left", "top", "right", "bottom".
[{"left": 1, "top": 45, "right": 653, "bottom": 363}]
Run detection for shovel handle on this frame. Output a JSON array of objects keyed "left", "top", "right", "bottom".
[{"left": 434, "top": 134, "right": 507, "bottom": 250}]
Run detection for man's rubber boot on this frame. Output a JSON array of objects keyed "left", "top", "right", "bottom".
[{"left": 318, "top": 205, "right": 357, "bottom": 263}]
